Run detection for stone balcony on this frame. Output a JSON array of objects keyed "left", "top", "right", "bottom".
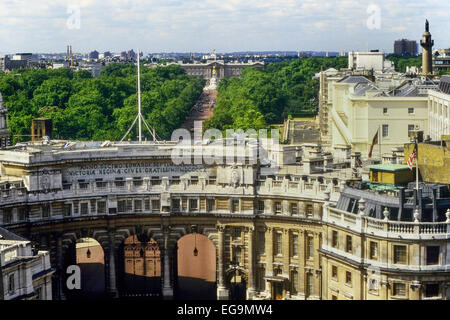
[{"left": 325, "top": 206, "right": 450, "bottom": 241}]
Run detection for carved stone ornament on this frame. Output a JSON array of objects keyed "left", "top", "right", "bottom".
[{"left": 231, "top": 166, "right": 240, "bottom": 188}]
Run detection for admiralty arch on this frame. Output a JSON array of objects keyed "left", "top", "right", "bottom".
[{"left": 2, "top": 140, "right": 449, "bottom": 300}]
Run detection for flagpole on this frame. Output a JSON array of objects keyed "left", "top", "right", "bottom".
[
  {"left": 415, "top": 137, "right": 419, "bottom": 191},
  {"left": 379, "top": 124, "right": 382, "bottom": 161}
]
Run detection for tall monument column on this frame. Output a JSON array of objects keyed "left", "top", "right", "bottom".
[{"left": 420, "top": 19, "right": 434, "bottom": 76}]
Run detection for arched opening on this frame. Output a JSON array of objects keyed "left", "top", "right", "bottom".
[
  {"left": 70, "top": 237, "right": 105, "bottom": 299},
  {"left": 176, "top": 233, "right": 216, "bottom": 299},
  {"left": 227, "top": 269, "right": 247, "bottom": 300},
  {"left": 121, "top": 235, "right": 161, "bottom": 298}
]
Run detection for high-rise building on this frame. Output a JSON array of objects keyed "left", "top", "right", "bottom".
[
  {"left": 88, "top": 50, "right": 99, "bottom": 60},
  {"left": 433, "top": 48, "right": 450, "bottom": 73},
  {"left": 394, "top": 39, "right": 418, "bottom": 56}
]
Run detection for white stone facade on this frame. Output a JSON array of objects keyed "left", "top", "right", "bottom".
[
  {"left": 428, "top": 89, "right": 450, "bottom": 140},
  {"left": 0, "top": 231, "right": 54, "bottom": 300}
]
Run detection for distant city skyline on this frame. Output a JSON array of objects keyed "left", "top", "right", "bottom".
[{"left": 0, "top": 0, "right": 449, "bottom": 55}]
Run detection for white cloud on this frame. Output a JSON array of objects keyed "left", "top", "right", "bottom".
[{"left": 0, "top": 0, "right": 448, "bottom": 53}]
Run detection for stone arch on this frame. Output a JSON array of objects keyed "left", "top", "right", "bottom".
[
  {"left": 175, "top": 231, "right": 217, "bottom": 299},
  {"left": 225, "top": 265, "right": 248, "bottom": 300},
  {"left": 119, "top": 232, "right": 162, "bottom": 298}
]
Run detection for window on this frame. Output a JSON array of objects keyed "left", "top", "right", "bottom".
[
  {"left": 172, "top": 199, "right": 180, "bottom": 211},
  {"left": 234, "top": 227, "right": 241, "bottom": 239},
  {"left": 117, "top": 200, "right": 126, "bottom": 213},
  {"left": 151, "top": 199, "right": 160, "bottom": 212},
  {"left": 95, "top": 179, "right": 107, "bottom": 188},
  {"left": 144, "top": 198, "right": 150, "bottom": 211},
  {"left": 231, "top": 199, "right": 239, "bottom": 213},
  {"left": 292, "top": 234, "right": 298, "bottom": 257},
  {"left": 382, "top": 124, "right": 389, "bottom": 138},
  {"left": 408, "top": 107, "right": 414, "bottom": 114},
  {"left": 274, "top": 201, "right": 282, "bottom": 214},
  {"left": 346, "top": 235, "right": 352, "bottom": 253},
  {"left": 258, "top": 200, "right": 265, "bottom": 212},
  {"left": 274, "top": 267, "right": 282, "bottom": 276},
  {"left": 42, "top": 204, "right": 50, "bottom": 218},
  {"left": 275, "top": 232, "right": 282, "bottom": 255},
  {"left": 189, "top": 199, "right": 198, "bottom": 211},
  {"left": 114, "top": 177, "right": 125, "bottom": 187},
  {"left": 208, "top": 176, "right": 216, "bottom": 185},
  {"left": 394, "top": 245, "right": 407, "bottom": 264},
  {"left": 126, "top": 199, "right": 133, "bottom": 212},
  {"left": 80, "top": 202, "right": 89, "bottom": 215},
  {"left": 307, "top": 236, "right": 314, "bottom": 259},
  {"left": 383, "top": 107, "right": 388, "bottom": 114},
  {"left": 73, "top": 201, "right": 79, "bottom": 214},
  {"left": 18, "top": 207, "right": 26, "bottom": 221},
  {"left": 63, "top": 204, "right": 72, "bottom": 217},
  {"left": 258, "top": 231, "right": 265, "bottom": 255},
  {"left": 36, "top": 286, "right": 43, "bottom": 300},
  {"left": 151, "top": 176, "right": 161, "bottom": 186},
  {"left": 90, "top": 200, "right": 96, "bottom": 213},
  {"left": 393, "top": 283, "right": 406, "bottom": 296},
  {"left": 425, "top": 283, "right": 440, "bottom": 297},
  {"left": 370, "top": 241, "right": 378, "bottom": 260},
  {"left": 290, "top": 203, "right": 298, "bottom": 215},
  {"left": 190, "top": 176, "right": 198, "bottom": 185},
  {"left": 306, "top": 204, "right": 313, "bottom": 217},
  {"left": 345, "top": 271, "right": 352, "bottom": 285},
  {"left": 3, "top": 209, "right": 12, "bottom": 224},
  {"left": 79, "top": 180, "right": 89, "bottom": 189},
  {"left": 97, "top": 201, "right": 106, "bottom": 214},
  {"left": 8, "top": 274, "right": 15, "bottom": 292},
  {"left": 134, "top": 199, "right": 142, "bottom": 212},
  {"left": 207, "top": 199, "right": 215, "bottom": 211},
  {"left": 332, "top": 231, "right": 338, "bottom": 248},
  {"left": 133, "top": 177, "right": 143, "bottom": 187},
  {"left": 291, "top": 270, "right": 298, "bottom": 295},
  {"left": 306, "top": 273, "right": 314, "bottom": 297},
  {"left": 408, "top": 124, "right": 415, "bottom": 135},
  {"left": 332, "top": 266, "right": 338, "bottom": 280},
  {"left": 171, "top": 176, "right": 180, "bottom": 185},
  {"left": 426, "top": 246, "right": 440, "bottom": 265}
]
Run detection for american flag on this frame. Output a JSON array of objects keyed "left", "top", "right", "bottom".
[{"left": 407, "top": 145, "right": 417, "bottom": 170}]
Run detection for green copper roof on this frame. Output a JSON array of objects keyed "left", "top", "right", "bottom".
[{"left": 365, "top": 164, "right": 412, "bottom": 172}]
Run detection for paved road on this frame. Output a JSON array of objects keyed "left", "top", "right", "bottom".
[{"left": 181, "top": 89, "right": 218, "bottom": 134}]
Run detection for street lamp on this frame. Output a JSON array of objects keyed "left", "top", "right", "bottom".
[
  {"left": 193, "top": 233, "right": 198, "bottom": 257},
  {"left": 86, "top": 238, "right": 91, "bottom": 259}
]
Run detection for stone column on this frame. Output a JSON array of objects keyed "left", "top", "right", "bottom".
[
  {"left": 246, "top": 227, "right": 256, "bottom": 299},
  {"left": 55, "top": 234, "right": 66, "bottom": 300},
  {"left": 217, "top": 225, "right": 229, "bottom": 300},
  {"left": 162, "top": 227, "right": 173, "bottom": 299},
  {"left": 106, "top": 229, "right": 118, "bottom": 298}
]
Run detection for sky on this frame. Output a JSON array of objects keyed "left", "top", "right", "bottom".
[{"left": 0, "top": 0, "right": 449, "bottom": 54}]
